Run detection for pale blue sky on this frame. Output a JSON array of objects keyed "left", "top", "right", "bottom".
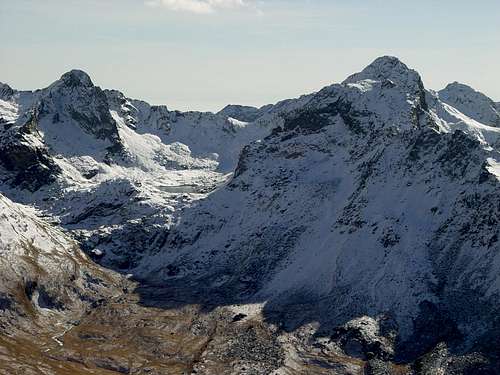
[{"left": 1, "top": 0, "right": 499, "bottom": 111}]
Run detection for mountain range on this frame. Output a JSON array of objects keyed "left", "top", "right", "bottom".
[{"left": 1, "top": 56, "right": 500, "bottom": 374}]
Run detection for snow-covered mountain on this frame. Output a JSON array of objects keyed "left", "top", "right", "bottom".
[
  {"left": 1, "top": 56, "right": 500, "bottom": 373},
  {"left": 438, "top": 81, "right": 500, "bottom": 127},
  {"left": 136, "top": 56, "right": 500, "bottom": 357},
  {"left": 0, "top": 69, "right": 273, "bottom": 271}
]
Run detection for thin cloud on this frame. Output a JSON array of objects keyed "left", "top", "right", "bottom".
[{"left": 145, "top": 0, "right": 250, "bottom": 14}]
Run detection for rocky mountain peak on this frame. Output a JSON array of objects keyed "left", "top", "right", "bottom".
[
  {"left": 343, "top": 56, "right": 423, "bottom": 89},
  {"left": 442, "top": 81, "right": 470, "bottom": 91},
  {"left": 38, "top": 69, "right": 122, "bottom": 143},
  {"left": 218, "top": 104, "right": 261, "bottom": 122},
  {"left": 281, "top": 56, "right": 428, "bottom": 134},
  {"left": 439, "top": 81, "right": 489, "bottom": 100},
  {"left": 59, "top": 69, "right": 93, "bottom": 88},
  {"left": 439, "top": 81, "right": 500, "bottom": 127},
  {"left": 0, "top": 82, "right": 15, "bottom": 100}
]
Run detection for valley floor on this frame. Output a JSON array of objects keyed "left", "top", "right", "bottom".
[{"left": 0, "top": 278, "right": 492, "bottom": 375}]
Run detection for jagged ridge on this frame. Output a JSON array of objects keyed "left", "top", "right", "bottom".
[{"left": 1, "top": 56, "right": 500, "bottom": 373}]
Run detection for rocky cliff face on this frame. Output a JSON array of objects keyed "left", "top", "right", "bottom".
[
  {"left": 43, "top": 70, "right": 121, "bottom": 143},
  {"left": 1, "top": 57, "right": 500, "bottom": 374}
]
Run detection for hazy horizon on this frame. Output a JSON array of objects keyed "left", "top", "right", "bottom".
[{"left": 1, "top": 0, "right": 499, "bottom": 112}]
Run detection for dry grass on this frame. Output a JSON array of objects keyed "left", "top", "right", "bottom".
[{"left": 0, "top": 334, "right": 119, "bottom": 375}]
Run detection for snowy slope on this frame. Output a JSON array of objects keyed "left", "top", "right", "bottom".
[
  {"left": 0, "top": 193, "right": 119, "bottom": 331},
  {"left": 105, "top": 89, "right": 271, "bottom": 171}
]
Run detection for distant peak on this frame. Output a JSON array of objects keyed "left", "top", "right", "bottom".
[
  {"left": 59, "top": 69, "right": 93, "bottom": 87},
  {"left": 343, "top": 55, "right": 422, "bottom": 88},
  {"left": 442, "top": 81, "right": 474, "bottom": 91},
  {"left": 438, "top": 81, "right": 499, "bottom": 126},
  {"left": 370, "top": 55, "right": 407, "bottom": 69},
  {"left": 220, "top": 104, "right": 259, "bottom": 111},
  {"left": 0, "top": 82, "right": 12, "bottom": 90},
  {"left": 439, "top": 81, "right": 495, "bottom": 102},
  {"left": 218, "top": 104, "right": 261, "bottom": 122},
  {"left": 0, "top": 82, "right": 15, "bottom": 99}
]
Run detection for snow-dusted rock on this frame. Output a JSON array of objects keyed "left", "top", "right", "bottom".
[
  {"left": 439, "top": 81, "right": 500, "bottom": 127},
  {"left": 218, "top": 104, "right": 262, "bottom": 122}
]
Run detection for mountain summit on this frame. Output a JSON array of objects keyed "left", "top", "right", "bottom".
[
  {"left": 59, "top": 69, "right": 94, "bottom": 88},
  {"left": 343, "top": 55, "right": 422, "bottom": 88},
  {"left": 439, "top": 81, "right": 500, "bottom": 127}
]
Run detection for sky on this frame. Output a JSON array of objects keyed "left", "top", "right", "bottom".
[{"left": 1, "top": 0, "right": 499, "bottom": 112}]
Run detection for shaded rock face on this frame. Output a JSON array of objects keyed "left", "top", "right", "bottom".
[
  {"left": 59, "top": 69, "right": 93, "bottom": 88},
  {"left": 414, "top": 342, "right": 497, "bottom": 375},
  {"left": 0, "top": 132, "right": 61, "bottom": 191},
  {"left": 396, "top": 301, "right": 462, "bottom": 361},
  {"left": 41, "top": 70, "right": 121, "bottom": 144},
  {"left": 0, "top": 294, "right": 12, "bottom": 311},
  {"left": 0, "top": 83, "right": 14, "bottom": 100},
  {"left": 331, "top": 316, "right": 396, "bottom": 362}
]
